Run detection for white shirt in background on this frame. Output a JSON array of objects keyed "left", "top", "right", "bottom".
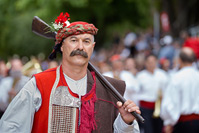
[
  {"left": 136, "top": 68, "right": 169, "bottom": 102},
  {"left": 160, "top": 66, "right": 199, "bottom": 126}
]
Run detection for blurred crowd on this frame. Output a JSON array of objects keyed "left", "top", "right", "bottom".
[{"left": 0, "top": 29, "right": 199, "bottom": 133}]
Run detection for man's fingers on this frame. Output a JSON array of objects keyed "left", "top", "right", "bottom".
[
  {"left": 126, "top": 106, "right": 140, "bottom": 113},
  {"left": 123, "top": 100, "right": 136, "bottom": 107},
  {"left": 117, "top": 100, "right": 141, "bottom": 114},
  {"left": 117, "top": 101, "right": 123, "bottom": 108}
]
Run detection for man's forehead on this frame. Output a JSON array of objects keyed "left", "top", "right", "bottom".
[{"left": 69, "top": 34, "right": 94, "bottom": 39}]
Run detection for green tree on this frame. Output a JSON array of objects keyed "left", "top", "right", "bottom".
[{"left": 0, "top": 0, "right": 152, "bottom": 60}]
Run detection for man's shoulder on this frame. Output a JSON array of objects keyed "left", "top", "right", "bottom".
[
  {"left": 34, "top": 67, "right": 57, "bottom": 81},
  {"left": 0, "top": 76, "right": 13, "bottom": 83},
  {"left": 155, "top": 68, "right": 169, "bottom": 78},
  {"left": 136, "top": 70, "right": 147, "bottom": 77},
  {"left": 176, "top": 66, "right": 199, "bottom": 78},
  {"left": 35, "top": 67, "right": 57, "bottom": 76}
]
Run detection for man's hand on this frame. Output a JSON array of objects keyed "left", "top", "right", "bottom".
[
  {"left": 163, "top": 125, "right": 173, "bottom": 133},
  {"left": 117, "top": 100, "right": 141, "bottom": 124}
]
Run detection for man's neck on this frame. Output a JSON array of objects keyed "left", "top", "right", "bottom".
[
  {"left": 147, "top": 68, "right": 155, "bottom": 74},
  {"left": 180, "top": 63, "right": 192, "bottom": 68},
  {"left": 61, "top": 62, "right": 88, "bottom": 81}
]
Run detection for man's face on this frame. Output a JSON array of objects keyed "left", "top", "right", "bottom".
[
  {"left": 61, "top": 33, "right": 95, "bottom": 67},
  {"left": 10, "top": 59, "right": 23, "bottom": 78},
  {"left": 125, "top": 58, "right": 136, "bottom": 70},
  {"left": 112, "top": 60, "right": 123, "bottom": 72},
  {"left": 145, "top": 56, "right": 157, "bottom": 72}
]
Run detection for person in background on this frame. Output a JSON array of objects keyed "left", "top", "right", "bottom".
[
  {"left": 97, "top": 61, "right": 111, "bottom": 74},
  {"left": 160, "top": 47, "right": 199, "bottom": 133},
  {"left": 159, "top": 35, "right": 175, "bottom": 68},
  {"left": 0, "top": 58, "right": 29, "bottom": 118},
  {"left": 124, "top": 57, "right": 138, "bottom": 76},
  {"left": 124, "top": 57, "right": 140, "bottom": 106},
  {"left": 182, "top": 32, "right": 199, "bottom": 69},
  {"left": 103, "top": 54, "right": 124, "bottom": 79},
  {"left": 103, "top": 55, "right": 140, "bottom": 105},
  {"left": 159, "top": 58, "right": 175, "bottom": 77},
  {"left": 136, "top": 54, "right": 169, "bottom": 133},
  {"left": 159, "top": 58, "right": 170, "bottom": 72},
  {"left": 0, "top": 12, "right": 140, "bottom": 132},
  {"left": 22, "top": 57, "right": 42, "bottom": 77},
  {"left": 0, "top": 59, "right": 8, "bottom": 118},
  {"left": 48, "top": 60, "right": 59, "bottom": 69}
]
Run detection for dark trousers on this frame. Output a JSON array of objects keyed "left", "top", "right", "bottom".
[
  {"left": 173, "top": 120, "right": 199, "bottom": 133},
  {"left": 139, "top": 107, "right": 163, "bottom": 133}
]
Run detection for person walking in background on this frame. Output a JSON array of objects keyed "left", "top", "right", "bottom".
[
  {"left": 159, "top": 57, "right": 177, "bottom": 77},
  {"left": 136, "top": 54, "right": 169, "bottom": 133},
  {"left": 124, "top": 57, "right": 138, "bottom": 76},
  {"left": 0, "top": 58, "right": 29, "bottom": 118},
  {"left": 0, "top": 59, "right": 9, "bottom": 118},
  {"left": 103, "top": 55, "right": 140, "bottom": 105},
  {"left": 160, "top": 47, "right": 199, "bottom": 133},
  {"left": 124, "top": 57, "right": 140, "bottom": 106}
]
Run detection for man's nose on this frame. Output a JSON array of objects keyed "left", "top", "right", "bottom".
[{"left": 77, "top": 40, "right": 84, "bottom": 50}]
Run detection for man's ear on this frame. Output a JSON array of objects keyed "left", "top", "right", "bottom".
[
  {"left": 60, "top": 40, "right": 64, "bottom": 52},
  {"left": 93, "top": 42, "right": 96, "bottom": 48},
  {"left": 61, "top": 45, "right": 63, "bottom": 52}
]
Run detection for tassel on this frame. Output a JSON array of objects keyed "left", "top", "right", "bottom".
[
  {"left": 79, "top": 72, "right": 97, "bottom": 133},
  {"left": 48, "top": 42, "right": 62, "bottom": 60}
]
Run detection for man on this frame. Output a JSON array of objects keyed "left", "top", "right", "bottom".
[
  {"left": 0, "top": 12, "right": 140, "bottom": 132},
  {"left": 159, "top": 58, "right": 175, "bottom": 77},
  {"left": 0, "top": 59, "right": 8, "bottom": 118},
  {"left": 158, "top": 35, "right": 175, "bottom": 68},
  {"left": 0, "top": 58, "right": 29, "bottom": 118},
  {"left": 136, "top": 54, "right": 169, "bottom": 133},
  {"left": 103, "top": 55, "right": 139, "bottom": 104},
  {"left": 124, "top": 57, "right": 137, "bottom": 76},
  {"left": 160, "top": 47, "right": 199, "bottom": 133}
]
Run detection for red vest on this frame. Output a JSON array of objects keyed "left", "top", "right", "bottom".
[
  {"left": 32, "top": 67, "right": 125, "bottom": 133},
  {"left": 32, "top": 68, "right": 57, "bottom": 133}
]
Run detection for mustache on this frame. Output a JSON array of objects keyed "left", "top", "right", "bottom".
[{"left": 70, "top": 49, "right": 88, "bottom": 58}]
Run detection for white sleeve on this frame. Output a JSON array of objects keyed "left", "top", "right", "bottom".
[
  {"left": 123, "top": 74, "right": 140, "bottom": 93},
  {"left": 114, "top": 114, "right": 140, "bottom": 133},
  {"left": 0, "top": 77, "right": 41, "bottom": 133},
  {"left": 160, "top": 78, "right": 180, "bottom": 126}
]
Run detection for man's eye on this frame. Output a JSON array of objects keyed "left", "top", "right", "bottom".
[
  {"left": 84, "top": 40, "right": 90, "bottom": 43},
  {"left": 71, "top": 40, "right": 77, "bottom": 42}
]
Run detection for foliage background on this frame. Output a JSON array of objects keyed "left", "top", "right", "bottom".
[{"left": 0, "top": 0, "right": 199, "bottom": 60}]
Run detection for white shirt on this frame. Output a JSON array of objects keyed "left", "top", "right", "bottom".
[
  {"left": 136, "top": 68, "right": 169, "bottom": 102},
  {"left": 160, "top": 66, "right": 199, "bottom": 126},
  {"left": 64, "top": 73, "right": 87, "bottom": 96},
  {"left": 103, "top": 70, "right": 140, "bottom": 105},
  {"left": 0, "top": 76, "right": 29, "bottom": 111},
  {"left": 0, "top": 76, "right": 139, "bottom": 133}
]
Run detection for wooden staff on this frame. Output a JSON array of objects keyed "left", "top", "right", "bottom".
[{"left": 32, "top": 16, "right": 145, "bottom": 123}]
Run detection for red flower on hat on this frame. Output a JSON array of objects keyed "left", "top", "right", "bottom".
[
  {"left": 55, "top": 12, "right": 70, "bottom": 26},
  {"left": 51, "top": 12, "right": 71, "bottom": 32}
]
